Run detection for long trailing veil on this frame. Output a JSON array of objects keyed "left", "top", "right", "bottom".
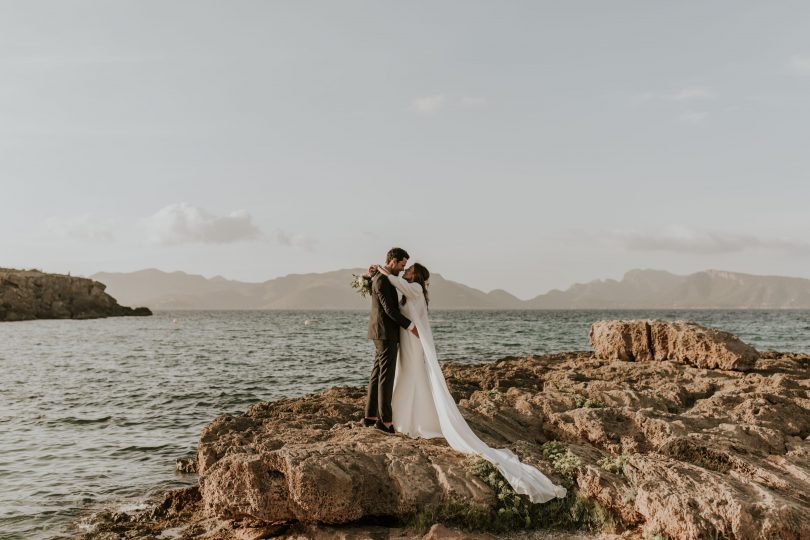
[{"left": 389, "top": 271, "right": 567, "bottom": 504}]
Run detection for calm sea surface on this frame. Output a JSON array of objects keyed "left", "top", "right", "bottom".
[{"left": 1, "top": 309, "right": 809, "bottom": 539}]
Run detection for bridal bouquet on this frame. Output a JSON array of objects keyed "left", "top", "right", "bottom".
[{"left": 351, "top": 273, "right": 372, "bottom": 298}]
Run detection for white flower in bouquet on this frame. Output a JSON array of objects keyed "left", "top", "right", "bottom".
[{"left": 351, "top": 273, "right": 372, "bottom": 298}]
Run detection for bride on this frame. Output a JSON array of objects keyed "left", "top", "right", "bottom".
[{"left": 369, "top": 263, "right": 567, "bottom": 504}]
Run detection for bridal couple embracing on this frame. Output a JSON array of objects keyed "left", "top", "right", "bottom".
[{"left": 360, "top": 247, "right": 567, "bottom": 504}]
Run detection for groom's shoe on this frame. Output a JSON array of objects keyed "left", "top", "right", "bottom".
[
  {"left": 361, "top": 417, "right": 376, "bottom": 427},
  {"left": 374, "top": 420, "right": 396, "bottom": 434}
]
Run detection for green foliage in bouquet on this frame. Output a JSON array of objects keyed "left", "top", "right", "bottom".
[{"left": 351, "top": 274, "right": 372, "bottom": 298}]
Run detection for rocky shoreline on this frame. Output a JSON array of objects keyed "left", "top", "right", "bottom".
[
  {"left": 0, "top": 268, "right": 151, "bottom": 321},
  {"left": 74, "top": 321, "right": 809, "bottom": 540}
]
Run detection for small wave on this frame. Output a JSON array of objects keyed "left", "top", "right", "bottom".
[
  {"left": 111, "top": 444, "right": 171, "bottom": 456},
  {"left": 57, "top": 415, "right": 113, "bottom": 425},
  {"left": 75, "top": 518, "right": 94, "bottom": 532},
  {"left": 117, "top": 501, "right": 149, "bottom": 513},
  {"left": 113, "top": 419, "right": 145, "bottom": 428}
]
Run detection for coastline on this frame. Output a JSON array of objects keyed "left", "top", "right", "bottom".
[{"left": 0, "top": 268, "right": 151, "bottom": 322}]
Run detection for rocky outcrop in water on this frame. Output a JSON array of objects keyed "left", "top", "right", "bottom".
[
  {"left": 77, "top": 322, "right": 810, "bottom": 540},
  {"left": 0, "top": 268, "right": 151, "bottom": 322},
  {"left": 589, "top": 319, "right": 759, "bottom": 370}
]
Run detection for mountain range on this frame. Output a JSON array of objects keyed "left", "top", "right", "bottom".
[{"left": 90, "top": 268, "right": 810, "bottom": 310}]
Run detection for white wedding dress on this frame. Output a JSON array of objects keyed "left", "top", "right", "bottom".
[{"left": 386, "top": 272, "right": 567, "bottom": 504}]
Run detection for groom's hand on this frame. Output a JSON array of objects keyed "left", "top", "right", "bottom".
[
  {"left": 411, "top": 327, "right": 419, "bottom": 338},
  {"left": 367, "top": 265, "right": 378, "bottom": 276}
]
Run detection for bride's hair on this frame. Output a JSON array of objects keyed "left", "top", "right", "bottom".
[{"left": 401, "top": 263, "right": 430, "bottom": 308}]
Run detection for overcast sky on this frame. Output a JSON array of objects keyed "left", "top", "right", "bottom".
[{"left": 2, "top": 1, "right": 809, "bottom": 298}]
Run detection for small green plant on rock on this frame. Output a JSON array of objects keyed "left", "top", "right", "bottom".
[
  {"left": 597, "top": 453, "right": 629, "bottom": 475},
  {"left": 467, "top": 456, "right": 534, "bottom": 529},
  {"left": 407, "top": 497, "right": 494, "bottom": 534},
  {"left": 567, "top": 491, "right": 617, "bottom": 532},
  {"left": 540, "top": 441, "right": 581, "bottom": 482},
  {"left": 573, "top": 394, "right": 603, "bottom": 409},
  {"left": 432, "top": 455, "right": 618, "bottom": 535},
  {"left": 486, "top": 388, "right": 503, "bottom": 400}
]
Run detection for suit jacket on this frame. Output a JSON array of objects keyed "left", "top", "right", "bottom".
[{"left": 367, "top": 273, "right": 412, "bottom": 341}]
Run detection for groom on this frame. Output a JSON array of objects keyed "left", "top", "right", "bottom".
[{"left": 363, "top": 247, "right": 418, "bottom": 433}]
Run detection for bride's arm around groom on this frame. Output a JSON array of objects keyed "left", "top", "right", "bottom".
[
  {"left": 373, "top": 265, "right": 422, "bottom": 302},
  {"left": 368, "top": 267, "right": 414, "bottom": 332}
]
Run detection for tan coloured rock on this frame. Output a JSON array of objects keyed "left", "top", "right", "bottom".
[
  {"left": 197, "top": 388, "right": 497, "bottom": 524},
  {"left": 589, "top": 319, "right": 759, "bottom": 370},
  {"left": 587, "top": 320, "right": 653, "bottom": 362},
  {"left": 628, "top": 454, "right": 807, "bottom": 539},
  {"left": 78, "top": 348, "right": 810, "bottom": 540},
  {"left": 193, "top": 350, "right": 808, "bottom": 539}
]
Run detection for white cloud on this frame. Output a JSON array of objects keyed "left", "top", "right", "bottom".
[
  {"left": 144, "top": 203, "right": 261, "bottom": 245},
  {"left": 678, "top": 111, "right": 709, "bottom": 124},
  {"left": 273, "top": 229, "right": 316, "bottom": 251},
  {"left": 787, "top": 54, "right": 810, "bottom": 76},
  {"left": 411, "top": 95, "right": 446, "bottom": 115},
  {"left": 43, "top": 214, "right": 115, "bottom": 242},
  {"left": 605, "top": 225, "right": 810, "bottom": 255}
]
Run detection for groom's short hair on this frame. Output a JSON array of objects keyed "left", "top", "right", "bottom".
[{"left": 386, "top": 247, "right": 409, "bottom": 263}]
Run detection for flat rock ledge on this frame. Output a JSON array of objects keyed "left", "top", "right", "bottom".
[
  {"left": 0, "top": 268, "right": 151, "bottom": 321},
  {"left": 76, "top": 324, "right": 810, "bottom": 540},
  {"left": 589, "top": 319, "right": 759, "bottom": 370}
]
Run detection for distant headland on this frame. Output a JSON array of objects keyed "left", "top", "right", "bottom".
[{"left": 0, "top": 268, "right": 152, "bottom": 322}]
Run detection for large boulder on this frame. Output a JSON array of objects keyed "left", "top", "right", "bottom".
[
  {"left": 589, "top": 319, "right": 759, "bottom": 370},
  {"left": 0, "top": 268, "right": 151, "bottom": 321},
  {"left": 197, "top": 387, "right": 498, "bottom": 524}
]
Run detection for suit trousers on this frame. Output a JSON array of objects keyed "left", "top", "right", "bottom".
[{"left": 365, "top": 339, "right": 398, "bottom": 423}]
